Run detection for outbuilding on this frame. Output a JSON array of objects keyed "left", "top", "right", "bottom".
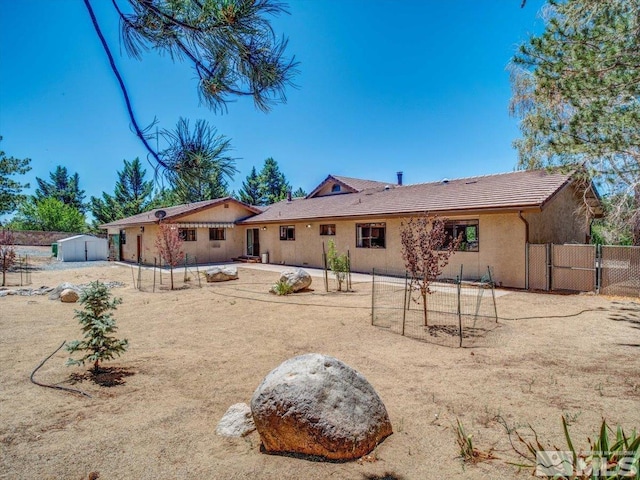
[{"left": 57, "top": 234, "right": 108, "bottom": 262}]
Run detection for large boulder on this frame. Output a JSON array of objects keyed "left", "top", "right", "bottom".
[
  {"left": 49, "top": 282, "right": 82, "bottom": 300},
  {"left": 205, "top": 266, "right": 238, "bottom": 283},
  {"left": 216, "top": 403, "right": 256, "bottom": 437},
  {"left": 250, "top": 353, "right": 392, "bottom": 461},
  {"left": 273, "top": 268, "right": 312, "bottom": 293},
  {"left": 60, "top": 289, "right": 80, "bottom": 303}
]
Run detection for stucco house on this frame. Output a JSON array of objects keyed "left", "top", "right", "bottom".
[
  {"left": 101, "top": 198, "right": 261, "bottom": 265},
  {"left": 239, "top": 170, "right": 601, "bottom": 289},
  {"left": 100, "top": 170, "right": 601, "bottom": 289}
]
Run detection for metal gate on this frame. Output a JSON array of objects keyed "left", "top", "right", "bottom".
[{"left": 527, "top": 244, "right": 550, "bottom": 290}]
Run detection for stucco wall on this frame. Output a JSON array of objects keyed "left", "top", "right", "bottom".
[
  {"left": 118, "top": 202, "right": 253, "bottom": 265},
  {"left": 525, "top": 185, "right": 589, "bottom": 244},
  {"left": 249, "top": 213, "right": 528, "bottom": 288}
]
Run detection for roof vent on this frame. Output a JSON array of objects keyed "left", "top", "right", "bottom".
[
  {"left": 441, "top": 178, "right": 450, "bottom": 184},
  {"left": 396, "top": 171, "right": 403, "bottom": 186},
  {"left": 384, "top": 185, "right": 391, "bottom": 190}
]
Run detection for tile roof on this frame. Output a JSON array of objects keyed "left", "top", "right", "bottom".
[
  {"left": 241, "top": 170, "right": 577, "bottom": 224},
  {"left": 100, "top": 197, "right": 261, "bottom": 228}
]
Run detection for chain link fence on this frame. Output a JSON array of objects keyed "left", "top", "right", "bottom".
[
  {"left": 131, "top": 255, "right": 203, "bottom": 292},
  {"left": 600, "top": 245, "right": 640, "bottom": 297},
  {"left": 371, "top": 265, "right": 501, "bottom": 348}
]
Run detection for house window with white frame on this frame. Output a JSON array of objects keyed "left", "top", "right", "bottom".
[{"left": 356, "top": 222, "right": 386, "bottom": 248}]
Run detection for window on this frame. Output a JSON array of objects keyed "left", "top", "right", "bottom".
[
  {"left": 444, "top": 220, "right": 479, "bottom": 252},
  {"left": 320, "top": 224, "right": 336, "bottom": 236},
  {"left": 331, "top": 184, "right": 341, "bottom": 193},
  {"left": 179, "top": 228, "right": 197, "bottom": 242},
  {"left": 280, "top": 225, "right": 295, "bottom": 241},
  {"left": 209, "top": 228, "right": 226, "bottom": 241},
  {"left": 120, "top": 230, "right": 126, "bottom": 245},
  {"left": 356, "top": 223, "right": 386, "bottom": 248}
]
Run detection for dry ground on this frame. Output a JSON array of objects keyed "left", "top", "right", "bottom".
[{"left": 1, "top": 257, "right": 639, "bottom": 480}]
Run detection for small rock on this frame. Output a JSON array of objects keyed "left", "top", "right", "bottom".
[
  {"left": 60, "top": 289, "right": 79, "bottom": 303},
  {"left": 205, "top": 266, "right": 238, "bottom": 283},
  {"left": 216, "top": 403, "right": 256, "bottom": 437}
]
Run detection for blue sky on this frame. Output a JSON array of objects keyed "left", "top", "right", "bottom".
[{"left": 0, "top": 0, "right": 546, "bottom": 206}]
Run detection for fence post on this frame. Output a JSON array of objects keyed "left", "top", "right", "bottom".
[
  {"left": 402, "top": 271, "right": 408, "bottom": 336},
  {"left": 347, "top": 249, "right": 352, "bottom": 292},
  {"left": 487, "top": 266, "right": 498, "bottom": 323},
  {"left": 195, "top": 256, "right": 201, "bottom": 287},
  {"left": 153, "top": 257, "right": 156, "bottom": 293},
  {"left": 548, "top": 243, "right": 553, "bottom": 291},
  {"left": 596, "top": 244, "right": 601, "bottom": 294},
  {"left": 322, "top": 242, "right": 329, "bottom": 292},
  {"left": 371, "top": 268, "right": 375, "bottom": 325},
  {"left": 137, "top": 259, "right": 142, "bottom": 290},
  {"left": 131, "top": 264, "right": 136, "bottom": 289},
  {"left": 457, "top": 265, "right": 463, "bottom": 348},
  {"left": 525, "top": 242, "right": 529, "bottom": 290}
]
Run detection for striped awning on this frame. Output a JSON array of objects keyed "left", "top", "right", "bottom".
[{"left": 175, "top": 222, "right": 235, "bottom": 228}]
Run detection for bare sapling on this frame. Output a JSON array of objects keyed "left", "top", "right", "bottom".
[
  {"left": 400, "top": 215, "right": 460, "bottom": 326},
  {"left": 155, "top": 223, "right": 185, "bottom": 290}
]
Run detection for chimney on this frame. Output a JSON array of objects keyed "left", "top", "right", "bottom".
[
  {"left": 287, "top": 190, "right": 292, "bottom": 201},
  {"left": 397, "top": 171, "right": 403, "bottom": 186}
]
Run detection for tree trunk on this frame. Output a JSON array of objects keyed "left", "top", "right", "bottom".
[
  {"left": 93, "top": 360, "right": 100, "bottom": 373},
  {"left": 422, "top": 291, "right": 428, "bottom": 326},
  {"left": 170, "top": 266, "right": 174, "bottom": 290}
]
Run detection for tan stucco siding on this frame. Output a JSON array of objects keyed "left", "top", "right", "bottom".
[
  {"left": 249, "top": 213, "right": 528, "bottom": 288},
  {"left": 525, "top": 186, "right": 589, "bottom": 244},
  {"left": 117, "top": 202, "right": 254, "bottom": 265}
]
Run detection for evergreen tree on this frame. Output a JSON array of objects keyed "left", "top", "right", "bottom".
[
  {"left": 510, "top": 0, "right": 640, "bottom": 244},
  {"left": 114, "top": 158, "right": 153, "bottom": 216},
  {"left": 238, "top": 166, "right": 263, "bottom": 205},
  {"left": 259, "top": 158, "right": 290, "bottom": 205},
  {"left": 292, "top": 187, "right": 307, "bottom": 198},
  {"left": 0, "top": 138, "right": 31, "bottom": 217},
  {"left": 35, "top": 165, "right": 86, "bottom": 213},
  {"left": 85, "top": 0, "right": 297, "bottom": 171},
  {"left": 161, "top": 118, "right": 236, "bottom": 203},
  {"left": 66, "top": 281, "right": 128, "bottom": 373},
  {"left": 90, "top": 158, "right": 153, "bottom": 224}
]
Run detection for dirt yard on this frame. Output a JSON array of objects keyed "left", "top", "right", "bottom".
[{"left": 1, "top": 255, "right": 639, "bottom": 480}]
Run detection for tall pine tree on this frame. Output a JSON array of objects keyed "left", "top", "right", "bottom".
[
  {"left": 0, "top": 137, "right": 31, "bottom": 217},
  {"left": 259, "top": 158, "right": 290, "bottom": 205},
  {"left": 35, "top": 166, "right": 86, "bottom": 213},
  {"left": 238, "top": 166, "right": 263, "bottom": 205},
  {"left": 90, "top": 158, "right": 153, "bottom": 224},
  {"left": 510, "top": 0, "right": 640, "bottom": 244}
]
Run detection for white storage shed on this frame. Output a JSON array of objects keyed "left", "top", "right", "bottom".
[{"left": 57, "top": 235, "right": 108, "bottom": 262}]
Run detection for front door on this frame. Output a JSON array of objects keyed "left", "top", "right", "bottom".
[{"left": 246, "top": 228, "right": 260, "bottom": 257}]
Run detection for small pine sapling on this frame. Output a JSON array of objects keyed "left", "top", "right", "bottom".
[
  {"left": 155, "top": 223, "right": 185, "bottom": 290},
  {"left": 400, "top": 215, "right": 460, "bottom": 326},
  {"left": 327, "top": 239, "right": 350, "bottom": 291},
  {"left": 67, "top": 281, "right": 128, "bottom": 373},
  {"left": 0, "top": 230, "right": 16, "bottom": 286}
]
